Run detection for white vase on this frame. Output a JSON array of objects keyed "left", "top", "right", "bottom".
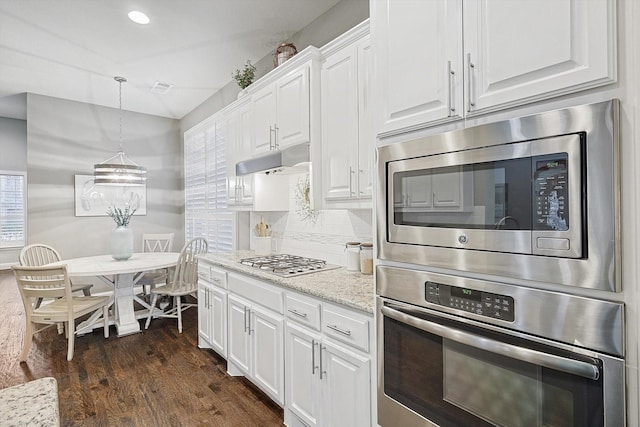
[{"left": 111, "top": 225, "right": 133, "bottom": 261}]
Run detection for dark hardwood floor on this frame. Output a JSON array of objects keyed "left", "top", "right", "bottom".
[{"left": 0, "top": 271, "right": 284, "bottom": 426}]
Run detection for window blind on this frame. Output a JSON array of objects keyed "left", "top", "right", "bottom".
[
  {"left": 0, "top": 172, "right": 26, "bottom": 248},
  {"left": 184, "top": 118, "right": 233, "bottom": 252}
]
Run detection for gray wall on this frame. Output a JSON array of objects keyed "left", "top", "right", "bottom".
[
  {"left": 0, "top": 116, "right": 27, "bottom": 266},
  {"left": 26, "top": 93, "right": 183, "bottom": 260},
  {"left": 180, "top": 0, "right": 369, "bottom": 132}
]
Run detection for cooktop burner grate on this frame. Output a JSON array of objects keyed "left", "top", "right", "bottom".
[{"left": 240, "top": 254, "right": 340, "bottom": 277}]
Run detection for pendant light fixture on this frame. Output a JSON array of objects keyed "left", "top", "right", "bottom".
[{"left": 94, "top": 76, "right": 147, "bottom": 186}]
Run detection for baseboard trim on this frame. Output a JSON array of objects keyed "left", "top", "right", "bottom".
[{"left": 0, "top": 262, "right": 17, "bottom": 271}]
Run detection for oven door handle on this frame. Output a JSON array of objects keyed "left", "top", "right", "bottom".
[{"left": 381, "top": 305, "right": 600, "bottom": 381}]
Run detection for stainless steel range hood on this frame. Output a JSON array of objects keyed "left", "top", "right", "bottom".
[{"left": 236, "top": 142, "right": 310, "bottom": 176}]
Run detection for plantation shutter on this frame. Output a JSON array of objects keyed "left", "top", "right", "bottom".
[
  {"left": 184, "top": 116, "right": 233, "bottom": 252},
  {"left": 0, "top": 172, "right": 26, "bottom": 248}
]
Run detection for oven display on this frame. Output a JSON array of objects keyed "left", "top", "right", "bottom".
[
  {"left": 451, "top": 286, "right": 481, "bottom": 302},
  {"left": 426, "top": 282, "right": 515, "bottom": 321}
]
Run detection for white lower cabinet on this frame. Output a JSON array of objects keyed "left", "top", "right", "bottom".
[
  {"left": 284, "top": 295, "right": 373, "bottom": 427},
  {"left": 197, "top": 267, "right": 227, "bottom": 358},
  {"left": 227, "top": 293, "right": 285, "bottom": 405},
  {"left": 286, "top": 322, "right": 322, "bottom": 426},
  {"left": 321, "top": 340, "right": 371, "bottom": 427},
  {"left": 197, "top": 262, "right": 373, "bottom": 427}
]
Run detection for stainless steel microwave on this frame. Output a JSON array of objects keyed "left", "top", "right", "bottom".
[{"left": 377, "top": 100, "right": 620, "bottom": 292}]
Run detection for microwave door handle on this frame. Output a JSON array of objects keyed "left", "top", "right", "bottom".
[{"left": 381, "top": 305, "right": 600, "bottom": 381}]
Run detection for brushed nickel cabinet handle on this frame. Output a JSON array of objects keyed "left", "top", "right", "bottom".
[
  {"left": 288, "top": 309, "right": 308, "bottom": 318},
  {"left": 327, "top": 324, "right": 352, "bottom": 336},
  {"left": 467, "top": 53, "right": 475, "bottom": 112},
  {"left": 448, "top": 60, "right": 455, "bottom": 115}
]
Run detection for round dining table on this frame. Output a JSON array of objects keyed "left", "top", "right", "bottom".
[{"left": 48, "top": 252, "right": 180, "bottom": 336}]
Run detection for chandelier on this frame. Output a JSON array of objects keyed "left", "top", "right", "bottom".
[{"left": 94, "top": 76, "right": 147, "bottom": 186}]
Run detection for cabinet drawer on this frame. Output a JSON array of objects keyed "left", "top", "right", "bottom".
[
  {"left": 322, "top": 307, "right": 370, "bottom": 352},
  {"left": 197, "top": 265, "right": 228, "bottom": 289},
  {"left": 285, "top": 294, "right": 321, "bottom": 331},
  {"left": 228, "top": 272, "right": 284, "bottom": 314},
  {"left": 209, "top": 267, "right": 227, "bottom": 289}
]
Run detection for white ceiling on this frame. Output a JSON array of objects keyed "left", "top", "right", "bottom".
[{"left": 0, "top": 0, "right": 341, "bottom": 120}]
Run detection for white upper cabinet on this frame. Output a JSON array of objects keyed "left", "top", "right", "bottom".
[
  {"left": 373, "top": 0, "right": 463, "bottom": 136},
  {"left": 372, "top": 0, "right": 616, "bottom": 137},
  {"left": 252, "top": 86, "right": 278, "bottom": 155},
  {"left": 464, "top": 0, "right": 616, "bottom": 114},
  {"left": 276, "top": 66, "right": 310, "bottom": 148},
  {"left": 321, "top": 21, "right": 373, "bottom": 207},
  {"left": 252, "top": 66, "right": 310, "bottom": 155},
  {"left": 226, "top": 98, "right": 254, "bottom": 209}
]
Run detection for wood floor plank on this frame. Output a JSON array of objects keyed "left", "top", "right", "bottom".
[{"left": 0, "top": 271, "right": 284, "bottom": 426}]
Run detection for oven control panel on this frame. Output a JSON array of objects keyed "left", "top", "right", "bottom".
[{"left": 425, "top": 282, "right": 515, "bottom": 321}]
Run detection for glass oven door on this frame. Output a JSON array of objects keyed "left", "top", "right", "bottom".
[{"left": 377, "top": 299, "right": 624, "bottom": 427}]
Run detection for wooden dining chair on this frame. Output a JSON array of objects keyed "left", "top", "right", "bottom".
[
  {"left": 12, "top": 264, "right": 112, "bottom": 361},
  {"left": 20, "top": 244, "right": 93, "bottom": 308},
  {"left": 144, "top": 237, "right": 208, "bottom": 333},
  {"left": 138, "top": 233, "right": 175, "bottom": 295}
]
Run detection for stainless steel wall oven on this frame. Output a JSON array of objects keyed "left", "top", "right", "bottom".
[
  {"left": 376, "top": 267, "right": 625, "bottom": 427},
  {"left": 377, "top": 100, "right": 620, "bottom": 292}
]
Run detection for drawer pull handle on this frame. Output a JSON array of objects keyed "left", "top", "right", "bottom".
[
  {"left": 212, "top": 277, "right": 221, "bottom": 284},
  {"left": 288, "top": 309, "right": 308, "bottom": 319},
  {"left": 327, "top": 324, "right": 351, "bottom": 336}
]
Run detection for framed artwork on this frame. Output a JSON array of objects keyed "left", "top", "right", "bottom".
[{"left": 74, "top": 174, "right": 146, "bottom": 217}]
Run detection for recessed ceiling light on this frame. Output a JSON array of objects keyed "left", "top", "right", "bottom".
[{"left": 128, "top": 11, "right": 150, "bottom": 25}]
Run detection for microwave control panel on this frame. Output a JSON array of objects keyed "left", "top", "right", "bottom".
[
  {"left": 425, "top": 282, "right": 515, "bottom": 322},
  {"left": 533, "top": 153, "right": 569, "bottom": 231}
]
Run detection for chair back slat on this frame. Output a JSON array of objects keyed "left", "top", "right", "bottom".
[
  {"left": 169, "top": 237, "right": 208, "bottom": 294},
  {"left": 12, "top": 265, "right": 73, "bottom": 315},
  {"left": 142, "top": 233, "right": 175, "bottom": 253},
  {"left": 20, "top": 244, "right": 62, "bottom": 266}
]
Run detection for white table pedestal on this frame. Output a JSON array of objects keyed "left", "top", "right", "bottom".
[{"left": 114, "top": 273, "right": 140, "bottom": 336}]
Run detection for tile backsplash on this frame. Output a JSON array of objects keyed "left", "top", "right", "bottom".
[{"left": 249, "top": 174, "right": 373, "bottom": 266}]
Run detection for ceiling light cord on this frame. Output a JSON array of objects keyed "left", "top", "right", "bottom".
[{"left": 115, "top": 76, "right": 127, "bottom": 154}]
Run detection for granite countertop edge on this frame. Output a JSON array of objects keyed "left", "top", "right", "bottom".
[{"left": 198, "top": 252, "right": 374, "bottom": 314}]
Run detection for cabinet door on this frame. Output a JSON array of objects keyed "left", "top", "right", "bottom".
[
  {"left": 322, "top": 44, "right": 358, "bottom": 200},
  {"left": 226, "top": 110, "right": 241, "bottom": 206},
  {"left": 285, "top": 323, "right": 321, "bottom": 427},
  {"left": 276, "top": 66, "right": 310, "bottom": 149},
  {"left": 238, "top": 104, "right": 254, "bottom": 202},
  {"left": 209, "top": 286, "right": 227, "bottom": 357},
  {"left": 227, "top": 295, "right": 251, "bottom": 375},
  {"left": 320, "top": 341, "right": 371, "bottom": 427},
  {"left": 373, "top": 0, "right": 463, "bottom": 136},
  {"left": 252, "top": 85, "right": 277, "bottom": 155},
  {"left": 464, "top": 0, "right": 616, "bottom": 113},
  {"left": 357, "top": 35, "right": 373, "bottom": 198},
  {"left": 251, "top": 305, "right": 285, "bottom": 405},
  {"left": 227, "top": 104, "right": 254, "bottom": 208},
  {"left": 197, "top": 282, "right": 212, "bottom": 347}
]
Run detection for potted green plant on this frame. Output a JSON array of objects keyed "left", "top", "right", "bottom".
[{"left": 232, "top": 60, "right": 257, "bottom": 90}]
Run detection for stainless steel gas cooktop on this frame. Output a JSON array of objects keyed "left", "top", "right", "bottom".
[{"left": 240, "top": 254, "right": 340, "bottom": 278}]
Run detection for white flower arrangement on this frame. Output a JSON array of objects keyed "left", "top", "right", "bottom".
[{"left": 294, "top": 175, "right": 318, "bottom": 223}]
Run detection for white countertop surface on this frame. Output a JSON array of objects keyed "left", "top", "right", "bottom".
[
  {"left": 0, "top": 377, "right": 59, "bottom": 426},
  {"left": 199, "top": 251, "right": 374, "bottom": 313}
]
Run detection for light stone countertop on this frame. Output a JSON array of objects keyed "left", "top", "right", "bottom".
[
  {"left": 0, "top": 377, "right": 60, "bottom": 426},
  {"left": 199, "top": 251, "right": 375, "bottom": 314}
]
